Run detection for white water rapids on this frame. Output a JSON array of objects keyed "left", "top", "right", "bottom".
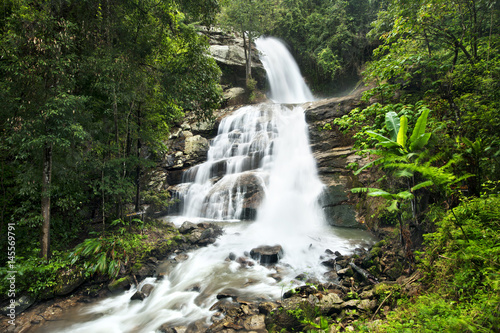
[{"left": 45, "top": 37, "right": 375, "bottom": 333}]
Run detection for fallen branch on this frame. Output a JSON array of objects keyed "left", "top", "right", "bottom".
[
  {"left": 438, "top": 254, "right": 454, "bottom": 260},
  {"left": 349, "top": 260, "right": 378, "bottom": 285}
]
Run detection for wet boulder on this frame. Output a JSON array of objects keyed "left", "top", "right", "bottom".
[
  {"left": 317, "top": 293, "right": 344, "bottom": 315},
  {"left": 131, "top": 283, "right": 156, "bottom": 301},
  {"left": 179, "top": 221, "right": 198, "bottom": 234},
  {"left": 250, "top": 245, "right": 283, "bottom": 265}
]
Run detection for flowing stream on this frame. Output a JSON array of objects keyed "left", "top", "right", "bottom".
[{"left": 45, "top": 37, "right": 375, "bottom": 333}]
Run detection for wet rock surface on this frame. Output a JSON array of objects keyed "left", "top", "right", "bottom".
[
  {"left": 302, "top": 88, "right": 373, "bottom": 229},
  {"left": 3, "top": 227, "right": 421, "bottom": 333},
  {"left": 249, "top": 245, "right": 284, "bottom": 265}
]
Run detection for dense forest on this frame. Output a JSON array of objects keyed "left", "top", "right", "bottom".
[{"left": 1, "top": 0, "right": 499, "bottom": 331}]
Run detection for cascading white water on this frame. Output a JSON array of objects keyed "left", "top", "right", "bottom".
[
  {"left": 48, "top": 37, "right": 374, "bottom": 333},
  {"left": 176, "top": 36, "right": 316, "bottom": 221},
  {"left": 178, "top": 104, "right": 277, "bottom": 220},
  {"left": 256, "top": 37, "right": 315, "bottom": 104}
]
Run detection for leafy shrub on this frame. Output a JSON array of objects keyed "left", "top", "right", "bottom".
[
  {"left": 68, "top": 232, "right": 147, "bottom": 278},
  {"left": 365, "top": 195, "right": 500, "bottom": 332},
  {"left": 0, "top": 249, "right": 69, "bottom": 297},
  {"left": 421, "top": 195, "right": 500, "bottom": 301}
]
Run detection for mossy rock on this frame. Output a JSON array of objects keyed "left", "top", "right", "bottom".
[
  {"left": 373, "top": 283, "right": 401, "bottom": 299},
  {"left": 368, "top": 265, "right": 381, "bottom": 276},
  {"left": 370, "top": 247, "right": 382, "bottom": 257},
  {"left": 385, "top": 261, "right": 404, "bottom": 280},
  {"left": 53, "top": 268, "right": 85, "bottom": 296},
  {"left": 108, "top": 276, "right": 132, "bottom": 292}
]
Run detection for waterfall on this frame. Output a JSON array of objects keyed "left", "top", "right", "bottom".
[
  {"left": 49, "top": 37, "right": 374, "bottom": 333},
  {"left": 255, "top": 37, "right": 315, "bottom": 104},
  {"left": 177, "top": 37, "right": 317, "bottom": 222}
]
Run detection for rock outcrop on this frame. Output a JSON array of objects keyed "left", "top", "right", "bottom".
[
  {"left": 157, "top": 87, "right": 374, "bottom": 228},
  {"left": 203, "top": 28, "right": 266, "bottom": 91},
  {"left": 303, "top": 87, "right": 372, "bottom": 228}
]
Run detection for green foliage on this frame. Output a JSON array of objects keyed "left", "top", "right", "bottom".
[
  {"left": 352, "top": 109, "right": 446, "bottom": 206},
  {"left": 367, "top": 195, "right": 500, "bottom": 332},
  {"left": 0, "top": 250, "right": 69, "bottom": 296},
  {"left": 0, "top": 0, "right": 222, "bottom": 261},
  {"left": 68, "top": 233, "right": 147, "bottom": 278},
  {"left": 269, "top": 0, "right": 381, "bottom": 93},
  {"left": 422, "top": 195, "right": 500, "bottom": 300},
  {"left": 285, "top": 304, "right": 330, "bottom": 333},
  {"left": 142, "top": 189, "right": 171, "bottom": 213},
  {"left": 373, "top": 293, "right": 485, "bottom": 332},
  {"left": 351, "top": 108, "right": 471, "bottom": 252}
]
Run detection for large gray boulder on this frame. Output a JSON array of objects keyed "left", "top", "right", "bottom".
[{"left": 209, "top": 44, "right": 247, "bottom": 67}]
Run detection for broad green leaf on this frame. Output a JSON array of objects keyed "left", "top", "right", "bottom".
[
  {"left": 395, "top": 191, "right": 413, "bottom": 200},
  {"left": 411, "top": 180, "right": 434, "bottom": 191},
  {"left": 385, "top": 111, "right": 400, "bottom": 142},
  {"left": 97, "top": 253, "right": 107, "bottom": 272},
  {"left": 410, "top": 133, "right": 431, "bottom": 151},
  {"left": 387, "top": 200, "right": 399, "bottom": 212},
  {"left": 410, "top": 107, "right": 430, "bottom": 143},
  {"left": 397, "top": 115, "right": 407, "bottom": 148},
  {"left": 351, "top": 187, "right": 370, "bottom": 193},
  {"left": 366, "top": 130, "right": 392, "bottom": 143},
  {"left": 461, "top": 136, "right": 473, "bottom": 148},
  {"left": 377, "top": 141, "right": 401, "bottom": 149},
  {"left": 367, "top": 189, "right": 394, "bottom": 199}
]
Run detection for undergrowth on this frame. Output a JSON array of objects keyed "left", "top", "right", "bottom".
[
  {"left": 0, "top": 219, "right": 175, "bottom": 300},
  {"left": 353, "top": 194, "right": 500, "bottom": 332}
]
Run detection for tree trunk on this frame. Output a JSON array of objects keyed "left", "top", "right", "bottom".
[
  {"left": 135, "top": 108, "right": 141, "bottom": 212},
  {"left": 40, "top": 143, "right": 52, "bottom": 260},
  {"left": 242, "top": 29, "right": 252, "bottom": 82},
  {"left": 246, "top": 32, "right": 252, "bottom": 81}
]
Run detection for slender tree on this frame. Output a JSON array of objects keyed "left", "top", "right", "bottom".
[{"left": 218, "top": 0, "right": 279, "bottom": 83}]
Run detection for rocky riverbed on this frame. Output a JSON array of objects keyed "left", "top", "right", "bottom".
[{"left": 1, "top": 219, "right": 421, "bottom": 333}]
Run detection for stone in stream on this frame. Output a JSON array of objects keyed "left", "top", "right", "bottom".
[
  {"left": 174, "top": 253, "right": 189, "bottom": 262},
  {"left": 321, "top": 258, "right": 336, "bottom": 268},
  {"left": 179, "top": 221, "right": 198, "bottom": 234},
  {"left": 141, "top": 284, "right": 155, "bottom": 297},
  {"left": 249, "top": 245, "right": 283, "bottom": 265},
  {"left": 131, "top": 283, "right": 155, "bottom": 301}
]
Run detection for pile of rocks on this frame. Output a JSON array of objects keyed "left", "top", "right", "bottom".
[{"left": 202, "top": 239, "right": 422, "bottom": 333}]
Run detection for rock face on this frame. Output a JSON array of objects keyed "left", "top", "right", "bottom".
[
  {"left": 204, "top": 28, "right": 266, "bottom": 90},
  {"left": 303, "top": 88, "right": 371, "bottom": 228}
]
